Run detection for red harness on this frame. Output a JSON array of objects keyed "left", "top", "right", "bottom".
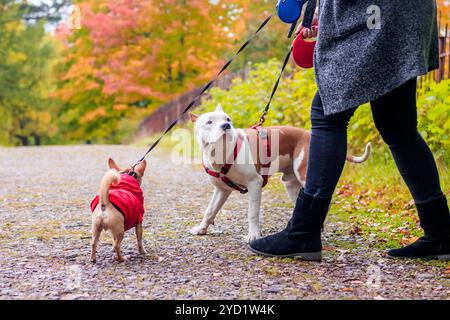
[{"left": 204, "top": 126, "right": 271, "bottom": 194}]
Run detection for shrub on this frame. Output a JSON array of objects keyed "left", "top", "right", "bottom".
[
  {"left": 417, "top": 80, "right": 450, "bottom": 159},
  {"left": 197, "top": 59, "right": 450, "bottom": 160}
]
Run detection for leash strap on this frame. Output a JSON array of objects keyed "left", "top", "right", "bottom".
[
  {"left": 132, "top": 14, "right": 274, "bottom": 169},
  {"left": 302, "top": 0, "right": 317, "bottom": 29},
  {"left": 258, "top": 47, "right": 292, "bottom": 124}
]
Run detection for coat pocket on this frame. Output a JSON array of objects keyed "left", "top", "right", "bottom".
[{"left": 331, "top": 0, "right": 374, "bottom": 37}]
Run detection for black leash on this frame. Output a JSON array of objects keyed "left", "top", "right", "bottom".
[
  {"left": 256, "top": 0, "right": 316, "bottom": 125},
  {"left": 131, "top": 14, "right": 274, "bottom": 169},
  {"left": 256, "top": 47, "right": 292, "bottom": 125},
  {"left": 302, "top": 0, "right": 317, "bottom": 29},
  {"left": 285, "top": 0, "right": 316, "bottom": 38}
]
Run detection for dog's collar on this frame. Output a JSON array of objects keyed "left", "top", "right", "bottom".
[
  {"left": 203, "top": 133, "right": 248, "bottom": 194},
  {"left": 126, "top": 170, "right": 139, "bottom": 180},
  {"left": 203, "top": 126, "right": 271, "bottom": 193}
]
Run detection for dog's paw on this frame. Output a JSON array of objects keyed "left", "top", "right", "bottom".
[
  {"left": 114, "top": 256, "right": 126, "bottom": 263},
  {"left": 245, "top": 232, "right": 262, "bottom": 243},
  {"left": 138, "top": 247, "right": 147, "bottom": 255},
  {"left": 190, "top": 225, "right": 208, "bottom": 236}
]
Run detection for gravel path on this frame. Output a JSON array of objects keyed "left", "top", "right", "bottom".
[{"left": 0, "top": 145, "right": 448, "bottom": 300}]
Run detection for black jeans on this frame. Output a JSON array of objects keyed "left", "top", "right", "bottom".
[{"left": 304, "top": 78, "right": 444, "bottom": 203}]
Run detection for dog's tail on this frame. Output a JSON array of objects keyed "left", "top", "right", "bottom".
[
  {"left": 99, "top": 170, "right": 121, "bottom": 211},
  {"left": 346, "top": 142, "right": 372, "bottom": 164}
]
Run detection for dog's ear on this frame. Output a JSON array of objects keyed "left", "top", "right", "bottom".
[
  {"left": 135, "top": 160, "right": 147, "bottom": 176},
  {"left": 108, "top": 158, "right": 121, "bottom": 171},
  {"left": 189, "top": 112, "right": 199, "bottom": 123},
  {"left": 215, "top": 104, "right": 223, "bottom": 112}
]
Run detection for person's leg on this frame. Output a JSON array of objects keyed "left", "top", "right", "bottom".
[
  {"left": 304, "top": 93, "right": 357, "bottom": 198},
  {"left": 371, "top": 78, "right": 443, "bottom": 202},
  {"left": 371, "top": 78, "right": 450, "bottom": 260},
  {"left": 249, "top": 91, "right": 356, "bottom": 259}
]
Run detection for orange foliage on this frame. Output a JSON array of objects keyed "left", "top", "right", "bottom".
[{"left": 437, "top": 0, "right": 450, "bottom": 25}]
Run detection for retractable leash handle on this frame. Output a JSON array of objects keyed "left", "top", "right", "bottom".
[
  {"left": 276, "top": 0, "right": 305, "bottom": 24},
  {"left": 292, "top": 26, "right": 317, "bottom": 69},
  {"left": 277, "top": 0, "right": 306, "bottom": 38},
  {"left": 277, "top": 0, "right": 316, "bottom": 35}
]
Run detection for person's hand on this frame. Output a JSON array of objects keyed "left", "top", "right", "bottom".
[
  {"left": 302, "top": 26, "right": 318, "bottom": 39},
  {"left": 295, "top": 17, "right": 318, "bottom": 39}
]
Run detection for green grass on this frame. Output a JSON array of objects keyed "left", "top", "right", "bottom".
[
  {"left": 264, "top": 144, "right": 449, "bottom": 252},
  {"left": 330, "top": 151, "right": 449, "bottom": 250}
]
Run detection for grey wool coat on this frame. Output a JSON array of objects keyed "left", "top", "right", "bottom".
[{"left": 314, "top": 0, "right": 439, "bottom": 115}]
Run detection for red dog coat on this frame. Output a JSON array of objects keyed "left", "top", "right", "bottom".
[{"left": 90, "top": 174, "right": 144, "bottom": 231}]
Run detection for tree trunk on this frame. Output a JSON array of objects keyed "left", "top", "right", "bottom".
[
  {"left": 167, "top": 63, "right": 173, "bottom": 82},
  {"left": 15, "top": 135, "right": 29, "bottom": 146},
  {"left": 33, "top": 134, "right": 41, "bottom": 146}
]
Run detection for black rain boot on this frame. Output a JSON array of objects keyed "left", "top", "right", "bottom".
[
  {"left": 388, "top": 195, "right": 450, "bottom": 260},
  {"left": 249, "top": 190, "right": 331, "bottom": 261}
]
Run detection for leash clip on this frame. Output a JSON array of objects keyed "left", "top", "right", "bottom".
[
  {"left": 126, "top": 167, "right": 138, "bottom": 179},
  {"left": 259, "top": 111, "right": 268, "bottom": 124},
  {"left": 259, "top": 128, "right": 268, "bottom": 139}
]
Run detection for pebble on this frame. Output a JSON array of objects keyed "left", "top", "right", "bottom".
[
  {"left": 415, "top": 273, "right": 434, "bottom": 280},
  {"left": 266, "top": 285, "right": 284, "bottom": 293},
  {"left": 0, "top": 146, "right": 446, "bottom": 300}
]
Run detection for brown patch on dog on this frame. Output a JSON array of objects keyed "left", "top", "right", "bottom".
[{"left": 245, "top": 126, "right": 310, "bottom": 181}]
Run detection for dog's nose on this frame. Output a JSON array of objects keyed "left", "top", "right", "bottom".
[{"left": 221, "top": 123, "right": 231, "bottom": 131}]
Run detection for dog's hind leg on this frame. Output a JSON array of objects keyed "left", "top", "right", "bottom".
[
  {"left": 135, "top": 223, "right": 146, "bottom": 255},
  {"left": 281, "top": 172, "right": 302, "bottom": 204},
  {"left": 90, "top": 216, "right": 102, "bottom": 263},
  {"left": 190, "top": 187, "right": 232, "bottom": 236},
  {"left": 293, "top": 146, "right": 308, "bottom": 188},
  {"left": 112, "top": 231, "right": 125, "bottom": 263}
]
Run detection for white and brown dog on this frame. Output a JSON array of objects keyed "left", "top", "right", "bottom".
[{"left": 189, "top": 105, "right": 371, "bottom": 242}]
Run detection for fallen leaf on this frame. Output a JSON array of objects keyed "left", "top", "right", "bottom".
[
  {"left": 350, "top": 224, "right": 362, "bottom": 236},
  {"left": 401, "top": 236, "right": 419, "bottom": 246}
]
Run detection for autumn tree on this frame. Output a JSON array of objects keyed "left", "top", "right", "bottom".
[
  {"left": 437, "top": 0, "right": 450, "bottom": 20},
  {"left": 0, "top": 1, "right": 59, "bottom": 146},
  {"left": 56, "top": 0, "right": 277, "bottom": 143}
]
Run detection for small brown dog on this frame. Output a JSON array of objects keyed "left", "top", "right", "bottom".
[{"left": 90, "top": 158, "right": 147, "bottom": 263}]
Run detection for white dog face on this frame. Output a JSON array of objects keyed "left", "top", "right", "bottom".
[{"left": 189, "top": 105, "right": 235, "bottom": 147}]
